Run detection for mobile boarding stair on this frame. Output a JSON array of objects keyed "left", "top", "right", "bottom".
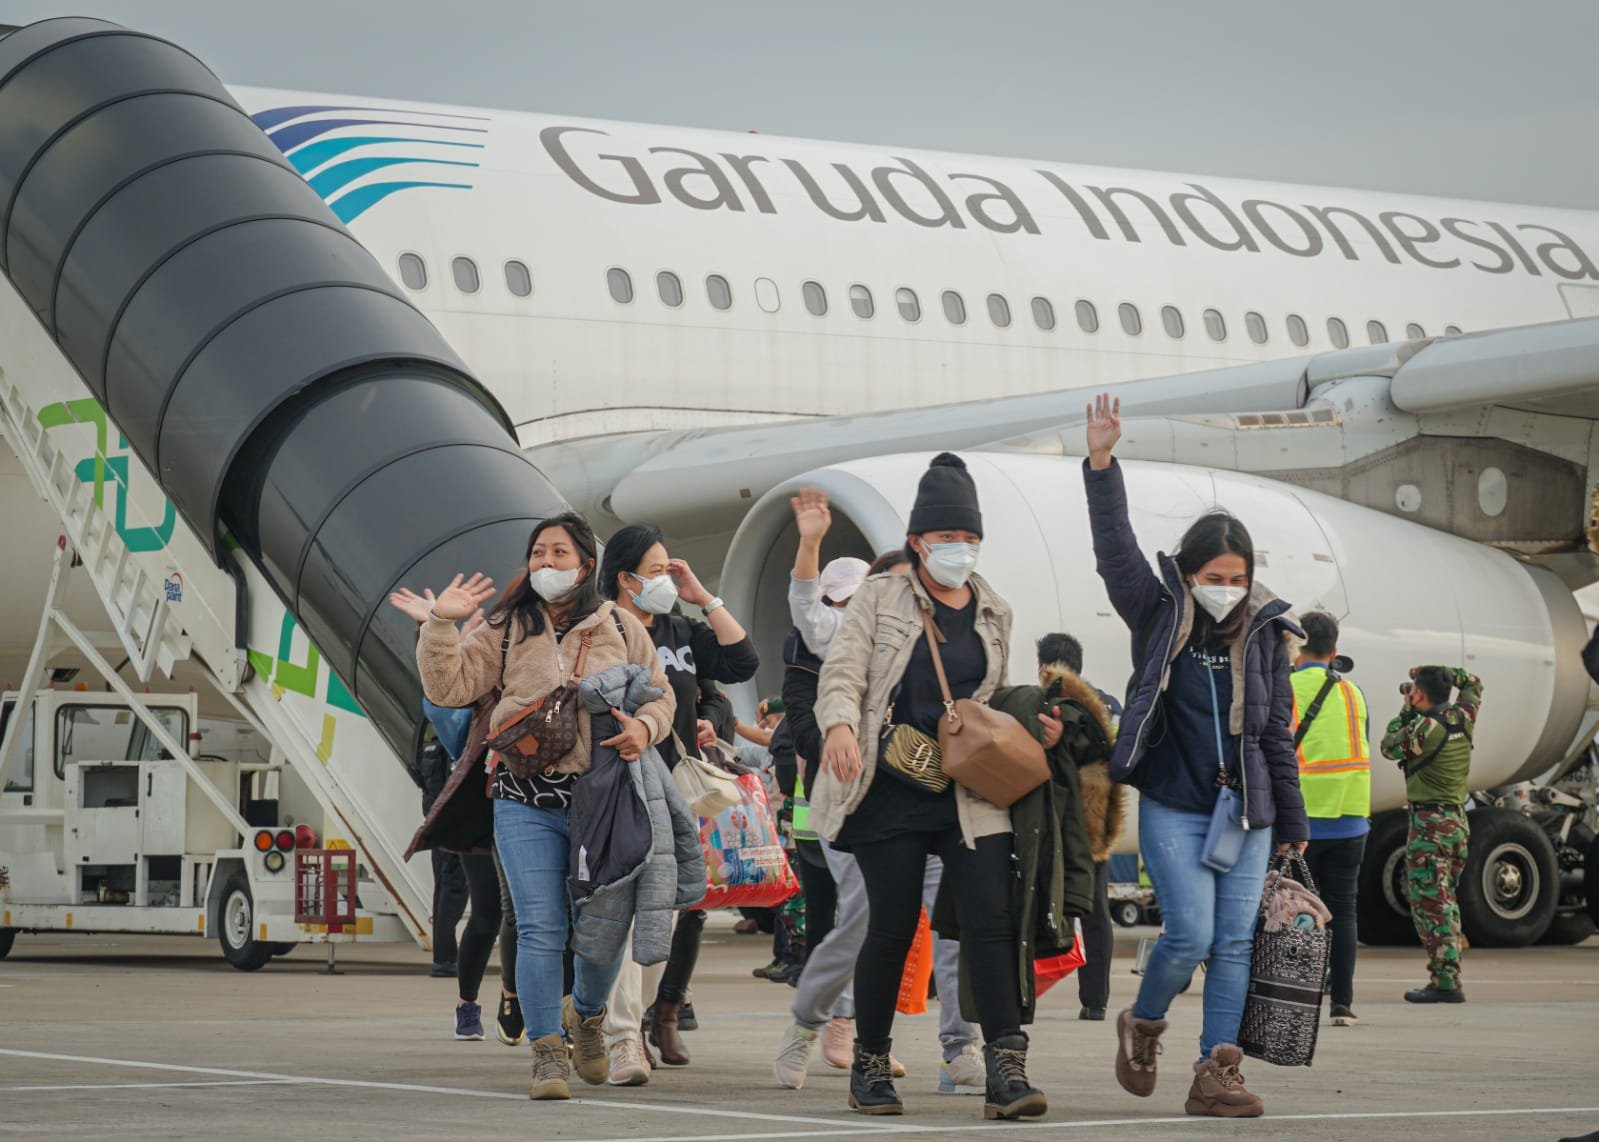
[{"left": 0, "top": 18, "right": 566, "bottom": 965}]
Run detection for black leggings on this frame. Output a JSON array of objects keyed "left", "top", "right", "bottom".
[
  {"left": 457, "top": 853, "right": 502, "bottom": 1003},
  {"left": 796, "top": 840, "right": 838, "bottom": 962},
  {"left": 656, "top": 909, "right": 707, "bottom": 1004},
  {"left": 853, "top": 829, "right": 1021, "bottom": 1050},
  {"left": 491, "top": 847, "right": 518, "bottom": 995}
]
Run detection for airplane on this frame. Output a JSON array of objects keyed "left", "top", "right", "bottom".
[{"left": 0, "top": 18, "right": 1594, "bottom": 953}]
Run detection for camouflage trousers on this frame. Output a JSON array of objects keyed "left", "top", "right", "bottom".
[{"left": 1406, "top": 804, "right": 1469, "bottom": 989}]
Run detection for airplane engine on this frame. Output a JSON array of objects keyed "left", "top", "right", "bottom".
[{"left": 720, "top": 451, "right": 1590, "bottom": 816}]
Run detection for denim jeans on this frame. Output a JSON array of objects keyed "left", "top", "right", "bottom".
[
  {"left": 493, "top": 798, "right": 626, "bottom": 1041},
  {"left": 1132, "top": 797, "right": 1271, "bottom": 1058}
]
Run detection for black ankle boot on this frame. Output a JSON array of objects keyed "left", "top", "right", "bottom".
[
  {"left": 983, "top": 1033, "right": 1048, "bottom": 1120},
  {"left": 848, "top": 1041, "right": 903, "bottom": 1116}
]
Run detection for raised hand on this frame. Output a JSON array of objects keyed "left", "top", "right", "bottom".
[
  {"left": 387, "top": 587, "right": 437, "bottom": 624},
  {"left": 667, "top": 558, "right": 712, "bottom": 608},
  {"left": 603, "top": 707, "right": 651, "bottom": 761},
  {"left": 791, "top": 486, "right": 832, "bottom": 543},
  {"left": 432, "top": 572, "right": 496, "bottom": 621},
  {"left": 1086, "top": 392, "right": 1122, "bottom": 470}
]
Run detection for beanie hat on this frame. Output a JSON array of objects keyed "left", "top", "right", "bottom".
[{"left": 906, "top": 453, "right": 982, "bottom": 538}]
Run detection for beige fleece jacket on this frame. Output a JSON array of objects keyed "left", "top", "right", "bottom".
[{"left": 417, "top": 600, "right": 674, "bottom": 776}]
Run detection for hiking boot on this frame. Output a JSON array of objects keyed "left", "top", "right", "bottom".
[
  {"left": 938, "top": 1043, "right": 985, "bottom": 1095},
  {"left": 650, "top": 999, "right": 691, "bottom": 1066},
  {"left": 823, "top": 1017, "right": 853, "bottom": 1068},
  {"left": 529, "top": 1033, "right": 572, "bottom": 1100},
  {"left": 454, "top": 1000, "right": 485, "bottom": 1041},
  {"left": 773, "top": 1023, "right": 818, "bottom": 1089},
  {"left": 848, "top": 1041, "right": 903, "bottom": 1116},
  {"left": 1079, "top": 1006, "right": 1107, "bottom": 1021},
  {"left": 1405, "top": 984, "right": 1465, "bottom": 1004},
  {"left": 983, "top": 1033, "right": 1047, "bottom": 1120},
  {"left": 678, "top": 1001, "right": 699, "bottom": 1031},
  {"left": 562, "top": 995, "right": 609, "bottom": 1086},
  {"left": 1185, "top": 1044, "right": 1264, "bottom": 1118},
  {"left": 1114, "top": 1008, "right": 1166, "bottom": 1097},
  {"left": 496, "top": 993, "right": 525, "bottom": 1046},
  {"left": 752, "top": 958, "right": 785, "bottom": 979},
  {"left": 607, "top": 1038, "right": 651, "bottom": 1086},
  {"left": 1330, "top": 1005, "right": 1359, "bottom": 1026}
]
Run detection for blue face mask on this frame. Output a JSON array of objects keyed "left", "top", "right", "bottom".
[{"left": 922, "top": 541, "right": 980, "bottom": 588}]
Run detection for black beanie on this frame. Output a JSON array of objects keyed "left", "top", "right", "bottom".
[{"left": 907, "top": 453, "right": 982, "bottom": 538}]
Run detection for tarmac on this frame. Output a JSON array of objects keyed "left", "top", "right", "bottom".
[{"left": 0, "top": 914, "right": 1594, "bottom": 1142}]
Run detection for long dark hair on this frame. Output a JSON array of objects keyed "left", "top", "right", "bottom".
[
  {"left": 600, "top": 522, "right": 666, "bottom": 600},
  {"left": 869, "top": 549, "right": 910, "bottom": 576},
  {"left": 1174, "top": 510, "right": 1254, "bottom": 645},
  {"left": 487, "top": 511, "right": 603, "bottom": 640}
]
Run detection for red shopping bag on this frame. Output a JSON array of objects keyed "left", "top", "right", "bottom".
[
  {"left": 692, "top": 772, "right": 799, "bottom": 910},
  {"left": 896, "top": 908, "right": 934, "bottom": 1015},
  {"left": 1033, "top": 918, "right": 1087, "bottom": 998}
]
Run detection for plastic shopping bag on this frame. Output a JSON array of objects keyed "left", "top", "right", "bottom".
[
  {"left": 896, "top": 907, "right": 934, "bottom": 1015},
  {"left": 1033, "top": 918, "right": 1087, "bottom": 998},
  {"left": 691, "top": 772, "right": 799, "bottom": 910}
]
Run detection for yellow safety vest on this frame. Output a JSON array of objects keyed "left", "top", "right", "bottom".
[
  {"left": 793, "top": 770, "right": 816, "bottom": 841},
  {"left": 1291, "top": 666, "right": 1371, "bottom": 819}
]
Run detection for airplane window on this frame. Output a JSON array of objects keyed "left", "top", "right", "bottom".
[
  {"left": 1245, "top": 311, "right": 1268, "bottom": 344},
  {"left": 849, "top": 284, "right": 874, "bottom": 319},
  {"left": 1203, "top": 308, "right": 1226, "bottom": 341},
  {"left": 942, "top": 290, "right": 966, "bottom": 325},
  {"left": 1161, "top": 305, "right": 1184, "bottom": 339},
  {"left": 1444, "top": 324, "right": 1462, "bottom": 335},
  {"left": 1327, "top": 316, "right": 1349, "bottom": 348},
  {"left": 1031, "top": 297, "right": 1056, "bottom": 331},
  {"left": 1118, "top": 302, "right": 1141, "bottom": 336},
  {"left": 607, "top": 267, "right": 633, "bottom": 304},
  {"left": 755, "top": 277, "right": 781, "bottom": 313},
  {"left": 451, "top": 257, "right": 480, "bottom": 294},
  {"left": 1075, "top": 299, "right": 1099, "bottom": 333},
  {"left": 988, "top": 293, "right": 1011, "bottom": 328},
  {"left": 1367, "top": 320, "right": 1388, "bottom": 344},
  {"left": 657, "top": 271, "right": 684, "bottom": 308},
  {"left": 707, "top": 274, "right": 732, "bottom": 310},
  {"left": 397, "top": 253, "right": 427, "bottom": 291},
  {"left": 1406, "top": 322, "right": 1425, "bottom": 340},
  {"left": 1286, "top": 313, "right": 1309, "bottom": 347},
  {"left": 504, "top": 260, "right": 532, "bottom": 297},
  {"left": 802, "top": 280, "right": 827, "bottom": 316},
  {"left": 896, "top": 287, "right": 921, "bottom": 322}
]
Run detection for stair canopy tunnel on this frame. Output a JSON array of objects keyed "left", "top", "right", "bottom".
[{"left": 0, "top": 18, "right": 567, "bottom": 758}]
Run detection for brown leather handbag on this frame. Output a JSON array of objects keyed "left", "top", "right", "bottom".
[
  {"left": 921, "top": 609, "right": 1048, "bottom": 808},
  {"left": 487, "top": 629, "right": 593, "bottom": 780}
]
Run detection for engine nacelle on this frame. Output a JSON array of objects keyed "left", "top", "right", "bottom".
[{"left": 721, "top": 452, "right": 1589, "bottom": 814}]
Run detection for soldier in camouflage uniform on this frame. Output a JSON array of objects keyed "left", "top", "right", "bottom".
[{"left": 1380, "top": 665, "right": 1483, "bottom": 1004}]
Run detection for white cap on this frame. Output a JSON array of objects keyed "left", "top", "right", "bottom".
[{"left": 819, "top": 557, "right": 870, "bottom": 603}]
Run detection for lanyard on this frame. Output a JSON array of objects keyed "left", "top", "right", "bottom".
[{"left": 1203, "top": 649, "right": 1228, "bottom": 785}]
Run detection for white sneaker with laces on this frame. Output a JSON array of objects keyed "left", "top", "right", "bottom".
[
  {"left": 773, "top": 1023, "right": 818, "bottom": 1089},
  {"left": 607, "top": 1038, "right": 650, "bottom": 1087},
  {"left": 938, "top": 1044, "right": 985, "bottom": 1094}
]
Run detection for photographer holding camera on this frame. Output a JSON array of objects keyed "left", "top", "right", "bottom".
[{"left": 1379, "top": 664, "right": 1484, "bottom": 1004}]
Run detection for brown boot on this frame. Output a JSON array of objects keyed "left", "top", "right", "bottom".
[
  {"left": 528, "top": 1033, "right": 572, "bottom": 1100},
  {"left": 1113, "top": 1008, "right": 1166, "bottom": 1097},
  {"left": 650, "top": 999, "right": 691, "bottom": 1066},
  {"left": 561, "top": 995, "right": 609, "bottom": 1086},
  {"left": 1185, "top": 1044, "right": 1264, "bottom": 1118}
]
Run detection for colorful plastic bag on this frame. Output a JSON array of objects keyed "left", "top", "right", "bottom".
[
  {"left": 692, "top": 772, "right": 799, "bottom": 910},
  {"left": 1033, "top": 918, "right": 1087, "bottom": 998},
  {"left": 896, "top": 908, "right": 934, "bottom": 1015}
]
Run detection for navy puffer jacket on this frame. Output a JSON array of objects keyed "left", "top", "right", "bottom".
[{"left": 1083, "top": 459, "right": 1309, "bottom": 842}]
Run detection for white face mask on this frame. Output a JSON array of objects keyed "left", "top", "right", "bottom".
[
  {"left": 1190, "top": 582, "right": 1247, "bottom": 622},
  {"left": 529, "top": 565, "right": 583, "bottom": 602},
  {"left": 921, "top": 541, "right": 980, "bottom": 588},
  {"left": 630, "top": 572, "right": 679, "bottom": 615}
]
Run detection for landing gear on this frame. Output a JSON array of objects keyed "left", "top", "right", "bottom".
[{"left": 1457, "top": 809, "right": 1559, "bottom": 947}]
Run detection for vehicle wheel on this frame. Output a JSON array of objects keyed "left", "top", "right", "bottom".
[
  {"left": 217, "top": 874, "right": 273, "bottom": 971},
  {"left": 1588, "top": 832, "right": 1599, "bottom": 928},
  {"left": 1112, "top": 901, "right": 1140, "bottom": 927},
  {"left": 1458, "top": 809, "right": 1559, "bottom": 947},
  {"left": 0, "top": 928, "right": 15, "bottom": 959},
  {"left": 1539, "top": 910, "right": 1596, "bottom": 945},
  {"left": 1356, "top": 811, "right": 1418, "bottom": 946}
]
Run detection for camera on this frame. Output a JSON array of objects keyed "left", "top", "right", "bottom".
[{"left": 1399, "top": 681, "right": 1414, "bottom": 697}]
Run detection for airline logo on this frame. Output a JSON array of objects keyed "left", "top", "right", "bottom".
[{"left": 250, "top": 103, "right": 488, "bottom": 222}]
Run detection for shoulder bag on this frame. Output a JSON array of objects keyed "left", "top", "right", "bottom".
[
  {"left": 877, "top": 680, "right": 952, "bottom": 794},
  {"left": 922, "top": 610, "right": 1048, "bottom": 808},
  {"left": 486, "top": 624, "right": 594, "bottom": 780},
  {"left": 671, "top": 732, "right": 744, "bottom": 816}
]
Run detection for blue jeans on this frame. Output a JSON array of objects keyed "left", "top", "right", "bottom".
[
  {"left": 1132, "top": 797, "right": 1271, "bottom": 1058},
  {"left": 493, "top": 798, "right": 626, "bottom": 1041}
]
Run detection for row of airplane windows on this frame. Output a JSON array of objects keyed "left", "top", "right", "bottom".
[{"left": 393, "top": 252, "right": 1462, "bottom": 349}]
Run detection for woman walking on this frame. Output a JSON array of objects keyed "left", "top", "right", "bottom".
[
  {"left": 415, "top": 511, "right": 675, "bottom": 1101},
  {"left": 810, "top": 453, "right": 1058, "bottom": 1121},
  {"left": 1081, "top": 394, "right": 1307, "bottom": 1119}
]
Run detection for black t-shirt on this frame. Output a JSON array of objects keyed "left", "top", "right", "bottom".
[
  {"left": 646, "top": 612, "right": 760, "bottom": 768},
  {"left": 1139, "top": 636, "right": 1238, "bottom": 814},
  {"left": 837, "top": 595, "right": 986, "bottom": 846}
]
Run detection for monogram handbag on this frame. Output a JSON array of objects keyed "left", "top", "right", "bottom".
[
  {"left": 921, "top": 610, "right": 1048, "bottom": 808},
  {"left": 486, "top": 629, "right": 593, "bottom": 780},
  {"left": 1239, "top": 853, "right": 1332, "bottom": 1067}
]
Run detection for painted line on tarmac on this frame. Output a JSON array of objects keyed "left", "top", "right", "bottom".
[
  {"left": 0, "top": 1049, "right": 904, "bottom": 1133},
  {"left": 1, "top": 1079, "right": 303, "bottom": 1092}
]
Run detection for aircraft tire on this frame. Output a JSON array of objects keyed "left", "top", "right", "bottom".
[
  {"left": 1356, "top": 811, "right": 1419, "bottom": 946},
  {"left": 1458, "top": 809, "right": 1559, "bottom": 947}
]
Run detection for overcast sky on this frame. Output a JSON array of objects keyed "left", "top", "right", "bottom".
[{"left": 8, "top": 0, "right": 1596, "bottom": 209}]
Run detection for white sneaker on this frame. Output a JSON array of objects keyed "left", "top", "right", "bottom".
[
  {"left": 607, "top": 1038, "right": 650, "bottom": 1087},
  {"left": 938, "top": 1044, "right": 985, "bottom": 1094},
  {"left": 773, "top": 1023, "right": 818, "bottom": 1089}
]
